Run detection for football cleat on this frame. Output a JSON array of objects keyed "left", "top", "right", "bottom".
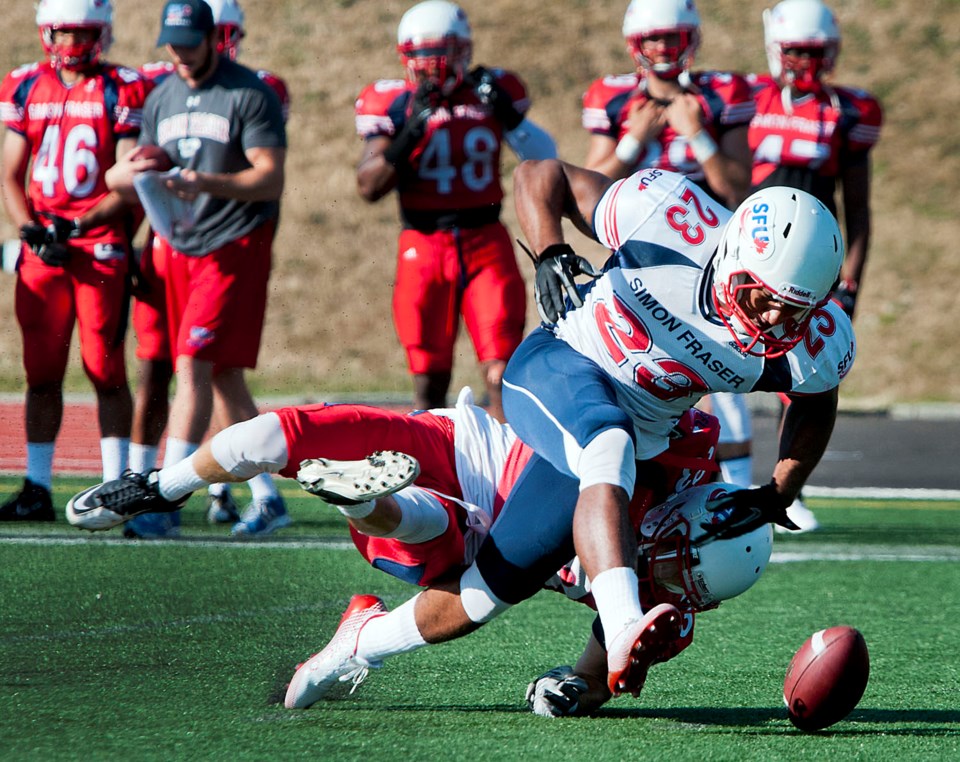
[
  {"left": 0, "top": 479, "right": 55, "bottom": 522},
  {"left": 606, "top": 603, "right": 683, "bottom": 697},
  {"left": 284, "top": 594, "right": 388, "bottom": 709},
  {"left": 230, "top": 495, "right": 292, "bottom": 537},
  {"left": 295, "top": 451, "right": 420, "bottom": 506},
  {"left": 123, "top": 510, "right": 182, "bottom": 540},
  {"left": 775, "top": 496, "right": 820, "bottom": 534},
  {"left": 206, "top": 485, "right": 241, "bottom": 524},
  {"left": 66, "top": 470, "right": 185, "bottom": 531}
]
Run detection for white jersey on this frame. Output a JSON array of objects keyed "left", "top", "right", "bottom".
[{"left": 555, "top": 168, "right": 856, "bottom": 459}]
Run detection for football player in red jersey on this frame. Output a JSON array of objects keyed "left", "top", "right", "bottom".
[
  {"left": 582, "top": 0, "right": 753, "bottom": 209},
  {"left": 0, "top": 0, "right": 148, "bottom": 521},
  {"left": 355, "top": 0, "right": 556, "bottom": 421},
  {"left": 125, "top": 0, "right": 294, "bottom": 535}
]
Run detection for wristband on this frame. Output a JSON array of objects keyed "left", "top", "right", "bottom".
[
  {"left": 688, "top": 129, "right": 718, "bottom": 164},
  {"left": 614, "top": 134, "right": 642, "bottom": 165}
]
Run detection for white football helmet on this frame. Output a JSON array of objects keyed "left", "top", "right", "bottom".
[
  {"left": 397, "top": 0, "right": 472, "bottom": 94},
  {"left": 622, "top": 0, "right": 701, "bottom": 79},
  {"left": 36, "top": 0, "right": 113, "bottom": 71},
  {"left": 763, "top": 0, "right": 840, "bottom": 92},
  {"left": 639, "top": 482, "right": 773, "bottom": 612},
  {"left": 207, "top": 0, "right": 245, "bottom": 60},
  {"left": 713, "top": 186, "right": 843, "bottom": 358}
]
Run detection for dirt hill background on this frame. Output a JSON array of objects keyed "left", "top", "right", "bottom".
[{"left": 1, "top": 0, "right": 958, "bottom": 407}]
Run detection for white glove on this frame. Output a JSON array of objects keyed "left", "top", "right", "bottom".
[{"left": 524, "top": 666, "right": 589, "bottom": 718}]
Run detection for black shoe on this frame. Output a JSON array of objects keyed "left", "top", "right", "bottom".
[
  {"left": 0, "top": 479, "right": 55, "bottom": 522},
  {"left": 66, "top": 470, "right": 186, "bottom": 532}
]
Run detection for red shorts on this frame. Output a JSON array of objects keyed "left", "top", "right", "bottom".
[
  {"left": 393, "top": 221, "right": 526, "bottom": 375},
  {"left": 15, "top": 243, "right": 128, "bottom": 389},
  {"left": 132, "top": 233, "right": 171, "bottom": 362},
  {"left": 159, "top": 221, "right": 275, "bottom": 368},
  {"left": 274, "top": 403, "right": 468, "bottom": 586}
]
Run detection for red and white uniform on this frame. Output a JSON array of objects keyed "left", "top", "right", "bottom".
[
  {"left": 355, "top": 70, "right": 528, "bottom": 374},
  {"left": 0, "top": 60, "right": 148, "bottom": 388},
  {"left": 748, "top": 75, "right": 882, "bottom": 213},
  {"left": 583, "top": 71, "right": 755, "bottom": 189}
]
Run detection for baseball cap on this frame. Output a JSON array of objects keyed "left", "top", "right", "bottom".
[{"left": 156, "top": 0, "right": 215, "bottom": 48}]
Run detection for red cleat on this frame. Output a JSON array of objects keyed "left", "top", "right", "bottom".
[{"left": 606, "top": 603, "right": 683, "bottom": 697}]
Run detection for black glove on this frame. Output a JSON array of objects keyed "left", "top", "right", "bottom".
[
  {"left": 20, "top": 221, "right": 70, "bottom": 266},
  {"left": 533, "top": 243, "right": 601, "bottom": 324},
  {"left": 525, "top": 666, "right": 589, "bottom": 718},
  {"left": 695, "top": 483, "right": 798, "bottom": 545},
  {"left": 19, "top": 222, "right": 48, "bottom": 250},
  {"left": 471, "top": 66, "right": 524, "bottom": 131},
  {"left": 42, "top": 213, "right": 82, "bottom": 243},
  {"left": 833, "top": 281, "right": 858, "bottom": 318},
  {"left": 383, "top": 81, "right": 439, "bottom": 166}
]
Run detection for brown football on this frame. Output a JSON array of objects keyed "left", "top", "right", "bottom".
[
  {"left": 783, "top": 625, "right": 870, "bottom": 732},
  {"left": 131, "top": 144, "right": 173, "bottom": 171}
]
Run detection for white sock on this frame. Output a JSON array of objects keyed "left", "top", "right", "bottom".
[
  {"left": 163, "top": 437, "right": 198, "bottom": 467},
  {"left": 719, "top": 455, "right": 753, "bottom": 488},
  {"left": 100, "top": 437, "right": 129, "bottom": 482},
  {"left": 26, "top": 442, "right": 55, "bottom": 490},
  {"left": 129, "top": 443, "right": 159, "bottom": 474},
  {"left": 355, "top": 595, "right": 428, "bottom": 664},
  {"left": 336, "top": 500, "right": 376, "bottom": 519},
  {"left": 590, "top": 566, "right": 645, "bottom": 644},
  {"left": 247, "top": 472, "right": 279, "bottom": 501},
  {"left": 157, "top": 453, "right": 209, "bottom": 502}
]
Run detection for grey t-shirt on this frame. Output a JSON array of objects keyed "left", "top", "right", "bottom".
[{"left": 140, "top": 58, "right": 286, "bottom": 255}]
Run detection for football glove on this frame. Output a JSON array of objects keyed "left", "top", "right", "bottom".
[
  {"left": 20, "top": 221, "right": 71, "bottom": 266},
  {"left": 525, "top": 666, "right": 589, "bottom": 718},
  {"left": 42, "top": 213, "right": 82, "bottom": 243},
  {"left": 833, "top": 280, "right": 858, "bottom": 318},
  {"left": 533, "top": 243, "right": 601, "bottom": 324},
  {"left": 695, "top": 483, "right": 798, "bottom": 545},
  {"left": 383, "top": 81, "right": 439, "bottom": 166},
  {"left": 19, "top": 222, "right": 48, "bottom": 250},
  {"left": 471, "top": 66, "right": 524, "bottom": 131}
]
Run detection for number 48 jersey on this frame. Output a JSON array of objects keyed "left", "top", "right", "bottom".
[
  {"left": 555, "top": 168, "right": 856, "bottom": 459},
  {"left": 0, "top": 60, "right": 148, "bottom": 246}
]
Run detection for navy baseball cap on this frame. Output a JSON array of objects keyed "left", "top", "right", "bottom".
[{"left": 156, "top": 0, "right": 215, "bottom": 48}]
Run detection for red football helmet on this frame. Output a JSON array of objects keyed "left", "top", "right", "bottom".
[
  {"left": 622, "top": 0, "right": 701, "bottom": 79},
  {"left": 638, "top": 482, "right": 773, "bottom": 613},
  {"left": 764, "top": 0, "right": 841, "bottom": 93},
  {"left": 207, "top": 0, "right": 246, "bottom": 61},
  {"left": 397, "top": 0, "right": 472, "bottom": 94},
  {"left": 36, "top": 0, "right": 113, "bottom": 71}
]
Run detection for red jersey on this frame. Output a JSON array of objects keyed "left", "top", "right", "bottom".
[
  {"left": 582, "top": 70, "right": 755, "bottom": 183},
  {"left": 748, "top": 76, "right": 882, "bottom": 212},
  {"left": 0, "top": 61, "right": 148, "bottom": 247},
  {"left": 355, "top": 69, "right": 529, "bottom": 229}
]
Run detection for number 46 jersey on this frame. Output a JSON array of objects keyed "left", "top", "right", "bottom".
[
  {"left": 555, "top": 168, "right": 856, "bottom": 459},
  {"left": 0, "top": 60, "right": 148, "bottom": 247}
]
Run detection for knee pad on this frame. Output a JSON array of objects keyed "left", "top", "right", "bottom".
[
  {"left": 459, "top": 563, "right": 512, "bottom": 624},
  {"left": 578, "top": 428, "right": 636, "bottom": 494},
  {"left": 209, "top": 412, "right": 289, "bottom": 479}
]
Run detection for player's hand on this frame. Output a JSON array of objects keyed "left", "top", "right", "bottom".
[
  {"left": 383, "top": 81, "right": 438, "bottom": 166},
  {"left": 42, "top": 213, "right": 82, "bottom": 243},
  {"left": 663, "top": 93, "right": 704, "bottom": 138},
  {"left": 525, "top": 666, "right": 589, "bottom": 718},
  {"left": 471, "top": 66, "right": 524, "bottom": 131},
  {"left": 626, "top": 99, "right": 666, "bottom": 143},
  {"left": 833, "top": 281, "right": 858, "bottom": 318},
  {"left": 20, "top": 221, "right": 71, "bottom": 266},
  {"left": 534, "top": 243, "right": 601, "bottom": 324},
  {"left": 695, "top": 483, "right": 798, "bottom": 545},
  {"left": 19, "top": 221, "right": 48, "bottom": 250}
]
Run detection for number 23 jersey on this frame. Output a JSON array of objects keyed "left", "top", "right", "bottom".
[{"left": 555, "top": 168, "right": 856, "bottom": 458}]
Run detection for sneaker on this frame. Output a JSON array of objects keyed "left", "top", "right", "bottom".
[
  {"left": 775, "top": 496, "right": 820, "bottom": 534},
  {"left": 206, "top": 485, "right": 240, "bottom": 524},
  {"left": 606, "top": 603, "right": 683, "bottom": 697},
  {"left": 296, "top": 451, "right": 420, "bottom": 505},
  {"left": 123, "top": 510, "right": 182, "bottom": 539},
  {"left": 0, "top": 479, "right": 55, "bottom": 522},
  {"left": 66, "top": 470, "right": 186, "bottom": 531},
  {"left": 231, "top": 495, "right": 292, "bottom": 537},
  {"left": 284, "top": 594, "right": 387, "bottom": 709}
]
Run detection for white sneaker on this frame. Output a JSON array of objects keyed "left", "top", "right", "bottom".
[
  {"left": 284, "top": 594, "right": 387, "bottom": 709},
  {"left": 296, "top": 451, "right": 419, "bottom": 505},
  {"left": 606, "top": 603, "right": 682, "bottom": 697},
  {"left": 775, "top": 497, "right": 820, "bottom": 534}
]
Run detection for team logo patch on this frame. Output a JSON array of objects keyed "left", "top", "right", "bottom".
[
  {"left": 164, "top": 4, "right": 194, "bottom": 27},
  {"left": 741, "top": 201, "right": 774, "bottom": 258},
  {"left": 187, "top": 325, "right": 215, "bottom": 349}
]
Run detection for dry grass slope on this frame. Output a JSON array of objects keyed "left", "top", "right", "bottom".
[{"left": 1, "top": 0, "right": 958, "bottom": 404}]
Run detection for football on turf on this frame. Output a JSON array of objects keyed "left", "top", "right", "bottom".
[
  {"left": 783, "top": 625, "right": 870, "bottom": 731},
  {"left": 131, "top": 144, "right": 173, "bottom": 171}
]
